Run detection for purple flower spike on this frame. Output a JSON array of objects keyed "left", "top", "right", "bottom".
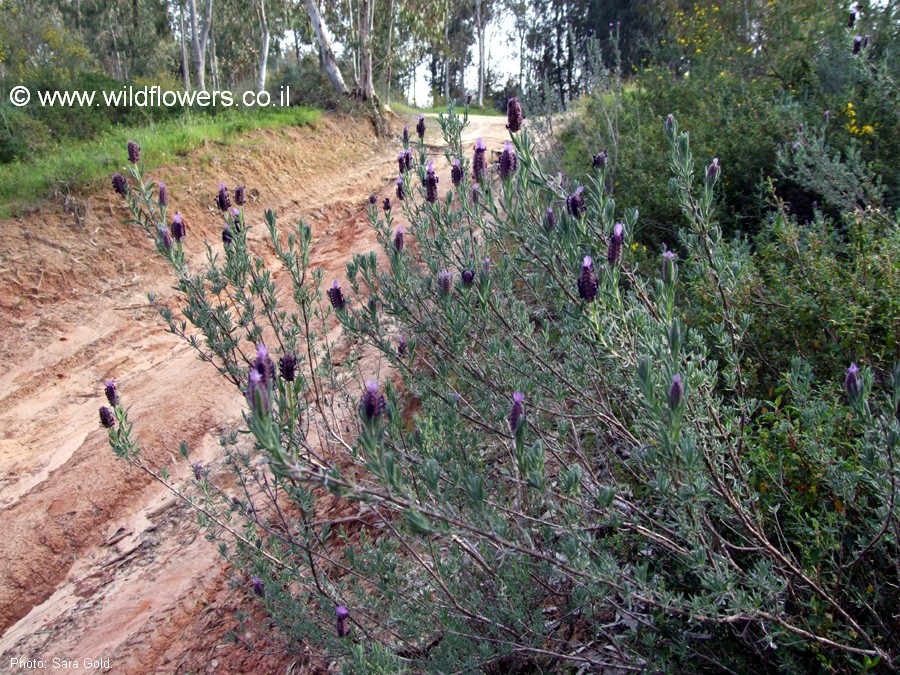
[
  {"left": 499, "top": 142, "right": 517, "bottom": 179},
  {"left": 509, "top": 391, "right": 525, "bottom": 433},
  {"left": 466, "top": 93, "right": 473, "bottom": 106},
  {"left": 368, "top": 193, "right": 377, "bottom": 205},
  {"left": 545, "top": 207, "right": 555, "bottom": 231},
  {"left": 451, "top": 159, "right": 463, "bottom": 186},
  {"left": 425, "top": 161, "right": 439, "bottom": 203},
  {"left": 471, "top": 183, "right": 481, "bottom": 205},
  {"left": 853, "top": 35, "right": 862, "bottom": 54},
  {"left": 234, "top": 184, "right": 246, "bottom": 206},
  {"left": 279, "top": 353, "right": 297, "bottom": 382},
  {"left": 336, "top": 605, "right": 350, "bottom": 637},
  {"left": 404, "top": 149, "right": 413, "bottom": 171},
  {"left": 216, "top": 183, "right": 231, "bottom": 211},
  {"left": 848, "top": 9, "right": 856, "bottom": 28},
  {"left": 416, "top": 114, "right": 426, "bottom": 140},
  {"left": 394, "top": 226, "right": 405, "bottom": 252},
  {"left": 473, "top": 138, "right": 487, "bottom": 182},
  {"left": 192, "top": 462, "right": 203, "bottom": 480},
  {"left": 506, "top": 97, "right": 524, "bottom": 133},
  {"left": 437, "top": 270, "right": 453, "bottom": 295},
  {"left": 592, "top": 151, "right": 608, "bottom": 169},
  {"left": 222, "top": 224, "right": 233, "bottom": 246},
  {"left": 158, "top": 226, "right": 173, "bottom": 250},
  {"left": 247, "top": 369, "right": 270, "bottom": 415},
  {"left": 608, "top": 223, "right": 624, "bottom": 266},
  {"left": 104, "top": 380, "right": 119, "bottom": 407},
  {"left": 845, "top": 363, "right": 861, "bottom": 399},
  {"left": 99, "top": 406, "right": 115, "bottom": 429},
  {"left": 402, "top": 125, "right": 409, "bottom": 145},
  {"left": 578, "top": 255, "right": 598, "bottom": 302},
  {"left": 396, "top": 177, "right": 405, "bottom": 201},
  {"left": 172, "top": 213, "right": 186, "bottom": 241},
  {"left": 158, "top": 181, "right": 168, "bottom": 207},
  {"left": 397, "top": 336, "right": 407, "bottom": 357},
  {"left": 361, "top": 381, "right": 386, "bottom": 421},
  {"left": 127, "top": 140, "right": 140, "bottom": 164},
  {"left": 665, "top": 114, "right": 676, "bottom": 136},
  {"left": 327, "top": 280, "right": 346, "bottom": 310},
  {"left": 383, "top": 197, "right": 392, "bottom": 212},
  {"left": 251, "top": 576, "right": 265, "bottom": 598},
  {"left": 112, "top": 172, "right": 127, "bottom": 196},
  {"left": 461, "top": 269, "right": 475, "bottom": 286},
  {"left": 662, "top": 249, "right": 677, "bottom": 285},
  {"left": 566, "top": 186, "right": 585, "bottom": 218},
  {"left": 398, "top": 151, "right": 407, "bottom": 175},
  {"left": 706, "top": 158, "right": 720, "bottom": 189},
  {"left": 668, "top": 373, "right": 684, "bottom": 410},
  {"left": 255, "top": 344, "right": 275, "bottom": 386}
]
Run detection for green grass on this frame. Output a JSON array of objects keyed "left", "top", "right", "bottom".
[
  {"left": 0, "top": 105, "right": 321, "bottom": 218},
  {"left": 391, "top": 101, "right": 504, "bottom": 117}
]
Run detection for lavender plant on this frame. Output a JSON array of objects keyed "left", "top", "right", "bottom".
[{"left": 103, "top": 101, "right": 900, "bottom": 673}]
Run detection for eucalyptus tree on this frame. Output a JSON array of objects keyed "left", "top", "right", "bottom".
[
  {"left": 304, "top": 0, "right": 348, "bottom": 95},
  {"left": 255, "top": 0, "right": 270, "bottom": 90},
  {"left": 473, "top": 0, "right": 495, "bottom": 106},
  {"left": 188, "top": 0, "right": 213, "bottom": 89}
]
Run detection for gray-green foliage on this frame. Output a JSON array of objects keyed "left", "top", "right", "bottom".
[{"left": 106, "top": 105, "right": 900, "bottom": 672}]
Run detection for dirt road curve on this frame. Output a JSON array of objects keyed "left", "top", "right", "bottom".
[{"left": 0, "top": 111, "right": 507, "bottom": 673}]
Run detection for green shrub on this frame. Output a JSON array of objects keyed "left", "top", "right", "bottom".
[
  {"left": 739, "top": 203, "right": 900, "bottom": 392},
  {"left": 0, "top": 105, "right": 53, "bottom": 163}
]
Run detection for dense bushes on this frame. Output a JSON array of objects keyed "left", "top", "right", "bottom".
[
  {"left": 552, "top": 0, "right": 899, "bottom": 246},
  {"left": 103, "top": 98, "right": 900, "bottom": 672}
]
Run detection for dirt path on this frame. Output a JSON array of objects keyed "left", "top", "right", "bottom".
[{"left": 0, "top": 111, "right": 507, "bottom": 673}]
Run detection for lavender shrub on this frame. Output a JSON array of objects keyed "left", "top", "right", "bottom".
[{"left": 103, "top": 104, "right": 900, "bottom": 673}]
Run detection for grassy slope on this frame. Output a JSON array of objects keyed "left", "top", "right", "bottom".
[{"left": 0, "top": 106, "right": 321, "bottom": 218}]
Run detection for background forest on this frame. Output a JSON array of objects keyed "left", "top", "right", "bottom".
[{"left": 3, "top": 0, "right": 898, "bottom": 228}]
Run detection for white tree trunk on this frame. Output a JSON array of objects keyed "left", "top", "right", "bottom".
[
  {"left": 443, "top": 8, "right": 450, "bottom": 101},
  {"left": 256, "top": 0, "right": 269, "bottom": 91},
  {"left": 304, "top": 0, "right": 349, "bottom": 95},
  {"left": 188, "top": 0, "right": 213, "bottom": 91},
  {"left": 359, "top": 0, "right": 374, "bottom": 99},
  {"left": 385, "top": 0, "right": 394, "bottom": 104},
  {"left": 209, "top": 27, "right": 220, "bottom": 90},
  {"left": 476, "top": 0, "right": 485, "bottom": 106},
  {"left": 180, "top": 0, "right": 191, "bottom": 91}
]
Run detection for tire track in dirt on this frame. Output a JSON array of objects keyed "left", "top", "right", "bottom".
[{"left": 0, "top": 111, "right": 507, "bottom": 672}]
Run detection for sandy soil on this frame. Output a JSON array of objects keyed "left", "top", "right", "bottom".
[{"left": 0, "top": 111, "right": 508, "bottom": 673}]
